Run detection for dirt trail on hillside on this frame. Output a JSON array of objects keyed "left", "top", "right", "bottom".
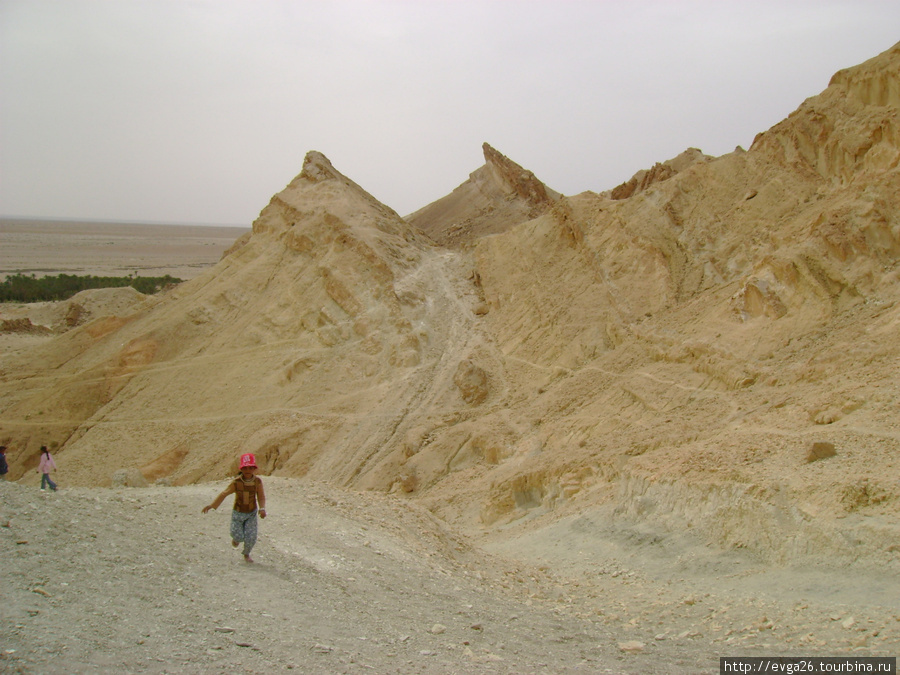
[{"left": 2, "top": 479, "right": 896, "bottom": 675}]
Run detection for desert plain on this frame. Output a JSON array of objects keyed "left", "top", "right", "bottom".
[
  {"left": 2, "top": 42, "right": 900, "bottom": 675},
  {"left": 0, "top": 219, "right": 249, "bottom": 281}
]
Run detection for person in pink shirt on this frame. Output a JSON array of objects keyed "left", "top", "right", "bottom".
[{"left": 38, "top": 446, "right": 57, "bottom": 491}]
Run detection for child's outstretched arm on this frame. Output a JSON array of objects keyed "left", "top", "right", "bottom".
[
  {"left": 201, "top": 483, "right": 236, "bottom": 514},
  {"left": 257, "top": 479, "right": 267, "bottom": 518}
]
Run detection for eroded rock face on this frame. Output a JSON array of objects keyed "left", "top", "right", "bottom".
[
  {"left": 0, "top": 318, "right": 51, "bottom": 334},
  {"left": 751, "top": 42, "right": 900, "bottom": 183},
  {"left": 454, "top": 359, "right": 489, "bottom": 405},
  {"left": 608, "top": 147, "right": 712, "bottom": 200},
  {"left": 0, "top": 287, "right": 148, "bottom": 334}
]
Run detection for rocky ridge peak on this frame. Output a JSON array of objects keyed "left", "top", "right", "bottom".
[
  {"left": 482, "top": 142, "right": 559, "bottom": 207},
  {"left": 828, "top": 40, "right": 900, "bottom": 108},
  {"left": 748, "top": 41, "right": 899, "bottom": 184},
  {"left": 252, "top": 151, "right": 419, "bottom": 247},
  {"left": 405, "top": 143, "right": 559, "bottom": 248},
  {"left": 299, "top": 150, "right": 340, "bottom": 182}
]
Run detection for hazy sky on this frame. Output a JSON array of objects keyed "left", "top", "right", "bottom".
[{"left": 2, "top": 1, "right": 898, "bottom": 226}]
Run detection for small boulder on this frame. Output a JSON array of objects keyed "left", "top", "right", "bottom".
[
  {"left": 805, "top": 441, "right": 836, "bottom": 463},
  {"left": 618, "top": 640, "right": 646, "bottom": 654}
]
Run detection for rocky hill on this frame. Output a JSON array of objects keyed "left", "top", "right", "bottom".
[{"left": 2, "top": 41, "right": 899, "bottom": 581}]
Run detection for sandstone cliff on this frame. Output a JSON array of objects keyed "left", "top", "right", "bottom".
[{"left": 2, "top": 43, "right": 899, "bottom": 574}]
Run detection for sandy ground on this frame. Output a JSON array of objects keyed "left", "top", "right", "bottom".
[{"left": 1, "top": 477, "right": 896, "bottom": 675}]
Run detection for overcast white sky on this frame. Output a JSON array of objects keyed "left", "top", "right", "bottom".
[{"left": 1, "top": 1, "right": 898, "bottom": 226}]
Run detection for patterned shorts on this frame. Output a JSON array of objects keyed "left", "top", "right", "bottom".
[{"left": 230, "top": 509, "right": 258, "bottom": 556}]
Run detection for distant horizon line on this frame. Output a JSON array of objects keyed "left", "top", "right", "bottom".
[{"left": 0, "top": 215, "right": 250, "bottom": 229}]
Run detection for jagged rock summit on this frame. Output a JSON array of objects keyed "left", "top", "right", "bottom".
[
  {"left": 2, "top": 43, "right": 900, "bottom": 579},
  {"left": 406, "top": 142, "right": 560, "bottom": 247}
]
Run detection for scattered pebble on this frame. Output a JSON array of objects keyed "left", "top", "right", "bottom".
[{"left": 618, "top": 640, "right": 646, "bottom": 653}]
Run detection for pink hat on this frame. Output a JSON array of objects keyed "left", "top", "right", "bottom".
[{"left": 239, "top": 453, "right": 257, "bottom": 469}]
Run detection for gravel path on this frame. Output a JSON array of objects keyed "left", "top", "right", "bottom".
[{"left": 1, "top": 479, "right": 896, "bottom": 674}]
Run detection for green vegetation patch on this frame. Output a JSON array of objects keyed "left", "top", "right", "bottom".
[{"left": 0, "top": 273, "right": 183, "bottom": 303}]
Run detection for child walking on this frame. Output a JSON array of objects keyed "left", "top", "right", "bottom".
[
  {"left": 202, "top": 453, "right": 267, "bottom": 562},
  {"left": 38, "top": 446, "right": 57, "bottom": 491}
]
